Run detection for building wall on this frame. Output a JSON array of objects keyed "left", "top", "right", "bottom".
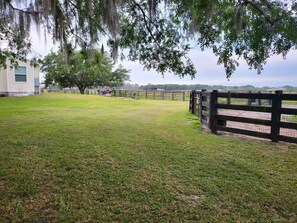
[
  {"left": 0, "top": 60, "right": 40, "bottom": 96},
  {"left": 0, "top": 68, "right": 8, "bottom": 95}
]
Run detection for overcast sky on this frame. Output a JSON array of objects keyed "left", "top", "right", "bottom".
[{"left": 31, "top": 30, "right": 297, "bottom": 87}]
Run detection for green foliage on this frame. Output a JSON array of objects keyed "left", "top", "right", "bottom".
[
  {"left": 177, "top": 0, "right": 297, "bottom": 78},
  {"left": 119, "top": 1, "right": 195, "bottom": 77},
  {"left": 41, "top": 50, "right": 130, "bottom": 94},
  {"left": 0, "top": 19, "right": 32, "bottom": 68},
  {"left": 1, "top": 1, "right": 297, "bottom": 78}
]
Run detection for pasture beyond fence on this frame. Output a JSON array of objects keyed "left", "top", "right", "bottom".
[
  {"left": 189, "top": 90, "right": 297, "bottom": 144},
  {"left": 113, "top": 90, "right": 190, "bottom": 101}
]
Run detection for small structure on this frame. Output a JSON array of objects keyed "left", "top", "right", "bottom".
[{"left": 0, "top": 60, "right": 40, "bottom": 96}]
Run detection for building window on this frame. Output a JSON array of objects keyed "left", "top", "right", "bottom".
[{"left": 15, "top": 66, "right": 27, "bottom": 82}]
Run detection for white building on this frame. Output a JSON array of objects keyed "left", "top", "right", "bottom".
[{"left": 0, "top": 60, "right": 40, "bottom": 96}]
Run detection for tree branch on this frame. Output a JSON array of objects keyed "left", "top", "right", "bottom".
[
  {"left": 242, "top": 0, "right": 276, "bottom": 26},
  {"left": 4, "top": 0, "right": 42, "bottom": 15},
  {"left": 67, "top": 0, "right": 113, "bottom": 40},
  {"left": 131, "top": 0, "right": 161, "bottom": 48}
]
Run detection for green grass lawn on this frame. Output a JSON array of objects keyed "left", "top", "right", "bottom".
[
  {"left": 283, "top": 100, "right": 297, "bottom": 105},
  {"left": 0, "top": 94, "right": 296, "bottom": 222}
]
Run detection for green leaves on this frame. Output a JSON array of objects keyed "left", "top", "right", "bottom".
[
  {"left": 185, "top": 0, "right": 297, "bottom": 77},
  {"left": 2, "top": 0, "right": 297, "bottom": 79},
  {"left": 119, "top": 1, "right": 196, "bottom": 78},
  {"left": 41, "top": 50, "right": 130, "bottom": 93}
]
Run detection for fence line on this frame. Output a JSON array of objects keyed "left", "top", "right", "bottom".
[
  {"left": 46, "top": 89, "right": 191, "bottom": 101},
  {"left": 189, "top": 90, "right": 297, "bottom": 144},
  {"left": 113, "top": 90, "right": 190, "bottom": 101},
  {"left": 49, "top": 89, "right": 99, "bottom": 95}
]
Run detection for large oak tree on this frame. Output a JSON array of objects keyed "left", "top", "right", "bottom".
[
  {"left": 41, "top": 50, "right": 130, "bottom": 94},
  {"left": 1, "top": 0, "right": 297, "bottom": 78}
]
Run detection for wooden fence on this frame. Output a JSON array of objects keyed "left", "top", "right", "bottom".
[
  {"left": 113, "top": 90, "right": 190, "bottom": 101},
  {"left": 48, "top": 89, "right": 190, "bottom": 101},
  {"left": 189, "top": 90, "right": 297, "bottom": 144},
  {"left": 49, "top": 89, "right": 99, "bottom": 95}
]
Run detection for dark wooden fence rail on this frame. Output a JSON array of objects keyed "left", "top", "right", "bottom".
[{"left": 189, "top": 90, "right": 297, "bottom": 144}]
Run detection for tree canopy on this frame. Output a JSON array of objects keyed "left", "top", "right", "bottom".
[
  {"left": 1, "top": 0, "right": 297, "bottom": 78},
  {"left": 41, "top": 50, "right": 130, "bottom": 94}
]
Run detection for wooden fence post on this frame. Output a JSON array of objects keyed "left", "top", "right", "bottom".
[
  {"left": 183, "top": 92, "right": 186, "bottom": 101},
  {"left": 189, "top": 90, "right": 192, "bottom": 113},
  {"left": 189, "top": 90, "right": 195, "bottom": 113},
  {"left": 209, "top": 90, "right": 218, "bottom": 134},
  {"left": 248, "top": 91, "right": 252, "bottom": 106},
  {"left": 145, "top": 91, "right": 148, "bottom": 99},
  {"left": 227, "top": 91, "right": 231, "bottom": 105},
  {"left": 200, "top": 90, "right": 207, "bottom": 123},
  {"left": 270, "top": 90, "right": 282, "bottom": 142},
  {"left": 197, "top": 91, "right": 201, "bottom": 121},
  {"left": 258, "top": 91, "right": 262, "bottom": 106},
  {"left": 193, "top": 93, "right": 198, "bottom": 116}
]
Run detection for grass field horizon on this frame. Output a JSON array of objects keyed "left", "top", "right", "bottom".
[{"left": 0, "top": 93, "right": 296, "bottom": 222}]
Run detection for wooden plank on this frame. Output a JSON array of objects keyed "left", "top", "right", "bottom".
[
  {"left": 201, "top": 119, "right": 209, "bottom": 127},
  {"left": 202, "top": 92, "right": 211, "bottom": 97},
  {"left": 217, "top": 92, "right": 273, "bottom": 99},
  {"left": 202, "top": 110, "right": 209, "bottom": 117},
  {"left": 281, "top": 108, "right": 297, "bottom": 115},
  {"left": 216, "top": 115, "right": 271, "bottom": 126},
  {"left": 202, "top": 101, "right": 209, "bottom": 107},
  {"left": 280, "top": 122, "right": 297, "bottom": 130},
  {"left": 201, "top": 95, "right": 208, "bottom": 101},
  {"left": 215, "top": 126, "right": 271, "bottom": 139},
  {"left": 281, "top": 94, "right": 297, "bottom": 100},
  {"left": 217, "top": 104, "right": 272, "bottom": 113},
  {"left": 279, "top": 135, "right": 297, "bottom": 144}
]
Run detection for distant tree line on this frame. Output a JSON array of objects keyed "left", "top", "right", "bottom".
[{"left": 121, "top": 84, "right": 297, "bottom": 92}]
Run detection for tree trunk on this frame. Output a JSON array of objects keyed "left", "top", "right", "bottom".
[{"left": 79, "top": 87, "right": 85, "bottom": 94}]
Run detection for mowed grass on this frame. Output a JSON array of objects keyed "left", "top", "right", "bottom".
[{"left": 0, "top": 94, "right": 296, "bottom": 222}]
